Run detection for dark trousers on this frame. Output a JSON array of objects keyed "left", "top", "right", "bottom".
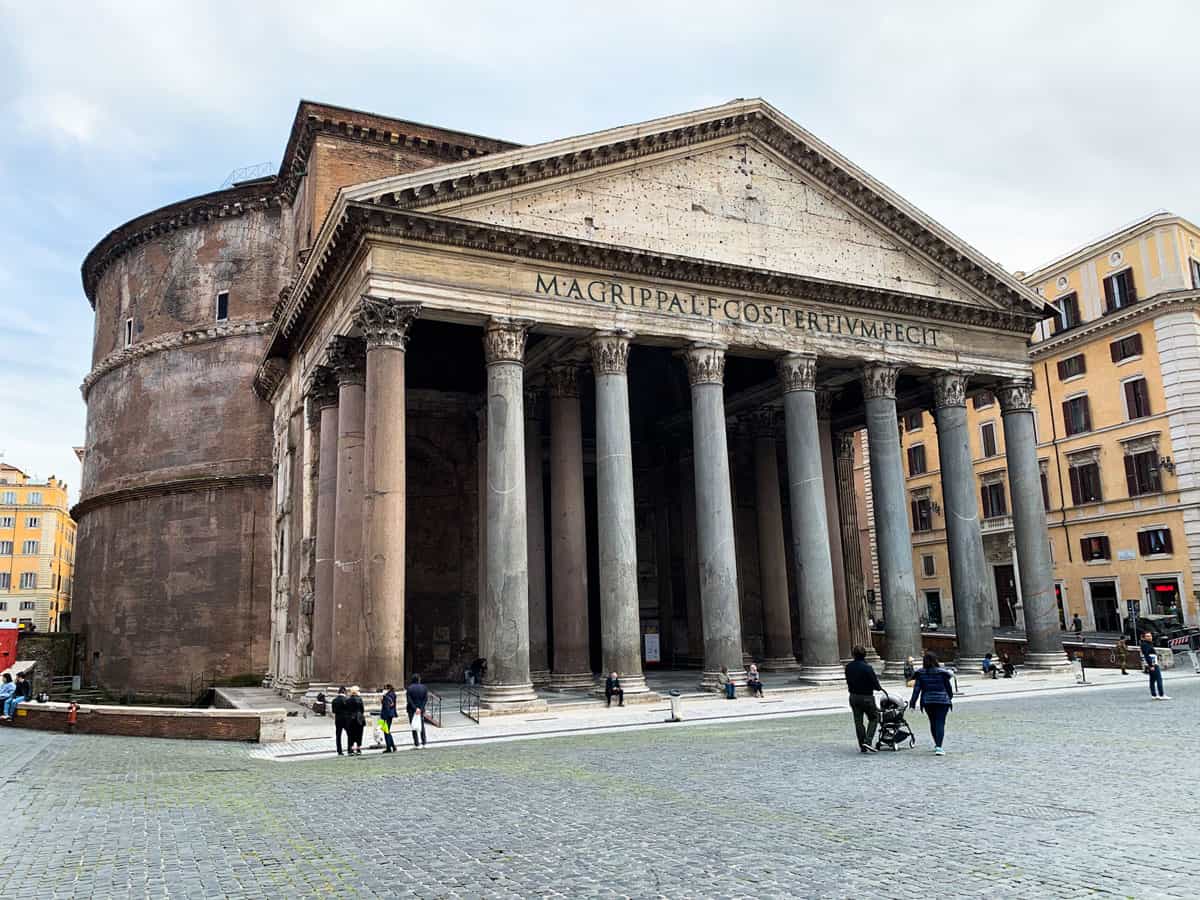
[
  {"left": 407, "top": 705, "right": 427, "bottom": 746},
  {"left": 724, "top": 682, "right": 736, "bottom": 699},
  {"left": 347, "top": 723, "right": 364, "bottom": 751},
  {"left": 924, "top": 703, "right": 950, "bottom": 748},
  {"left": 1148, "top": 666, "right": 1164, "bottom": 697},
  {"left": 749, "top": 681, "right": 763, "bottom": 697},
  {"left": 335, "top": 722, "right": 347, "bottom": 754},
  {"left": 383, "top": 718, "right": 396, "bottom": 751},
  {"left": 606, "top": 689, "right": 624, "bottom": 707},
  {"left": 848, "top": 693, "right": 878, "bottom": 747}
]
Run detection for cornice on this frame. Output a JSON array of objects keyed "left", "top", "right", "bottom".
[
  {"left": 1022, "top": 211, "right": 1192, "bottom": 284},
  {"left": 263, "top": 204, "right": 1046, "bottom": 369},
  {"left": 82, "top": 320, "right": 272, "bottom": 400},
  {"left": 81, "top": 181, "right": 286, "bottom": 306},
  {"left": 1029, "top": 289, "right": 1200, "bottom": 357},
  {"left": 72, "top": 472, "right": 272, "bottom": 520}
]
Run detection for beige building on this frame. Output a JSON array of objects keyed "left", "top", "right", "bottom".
[
  {"left": 0, "top": 464, "right": 75, "bottom": 632},
  {"left": 859, "top": 211, "right": 1200, "bottom": 636}
]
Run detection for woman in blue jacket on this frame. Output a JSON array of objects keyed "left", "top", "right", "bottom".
[{"left": 909, "top": 652, "right": 954, "bottom": 756}]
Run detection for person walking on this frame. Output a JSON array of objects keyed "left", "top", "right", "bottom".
[
  {"left": 406, "top": 674, "right": 429, "bottom": 748},
  {"left": 604, "top": 672, "right": 624, "bottom": 707},
  {"left": 747, "top": 664, "right": 764, "bottom": 698},
  {"left": 844, "top": 646, "right": 883, "bottom": 753},
  {"left": 1140, "top": 632, "right": 1170, "bottom": 701},
  {"left": 1072, "top": 613, "right": 1084, "bottom": 642},
  {"left": 330, "top": 686, "right": 350, "bottom": 755},
  {"left": 380, "top": 684, "right": 398, "bottom": 753},
  {"left": 1115, "top": 637, "right": 1130, "bottom": 675},
  {"left": 346, "top": 686, "right": 366, "bottom": 755},
  {"left": 910, "top": 652, "right": 954, "bottom": 756}
]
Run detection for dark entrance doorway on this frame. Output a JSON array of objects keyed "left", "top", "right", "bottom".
[
  {"left": 993, "top": 564, "right": 1017, "bottom": 627},
  {"left": 1055, "top": 583, "right": 1067, "bottom": 629},
  {"left": 1089, "top": 581, "right": 1121, "bottom": 632},
  {"left": 1147, "top": 577, "right": 1182, "bottom": 618},
  {"left": 924, "top": 590, "right": 941, "bottom": 626}
]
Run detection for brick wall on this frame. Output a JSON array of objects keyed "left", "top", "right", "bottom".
[{"left": 11, "top": 703, "right": 262, "bottom": 741}]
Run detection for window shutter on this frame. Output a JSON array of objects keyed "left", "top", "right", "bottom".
[
  {"left": 1099, "top": 536, "right": 1110, "bottom": 558},
  {"left": 1124, "top": 380, "right": 1138, "bottom": 417},
  {"left": 1110, "top": 341, "right": 1121, "bottom": 363},
  {"left": 1124, "top": 454, "right": 1137, "bottom": 495},
  {"left": 1061, "top": 400, "right": 1071, "bottom": 433},
  {"left": 1138, "top": 531, "right": 1149, "bottom": 555},
  {"left": 1081, "top": 400, "right": 1091, "bottom": 432},
  {"left": 1130, "top": 333, "right": 1143, "bottom": 355},
  {"left": 1163, "top": 529, "right": 1173, "bottom": 553},
  {"left": 1079, "top": 537, "right": 1090, "bottom": 559},
  {"left": 1124, "top": 271, "right": 1137, "bottom": 303},
  {"left": 911, "top": 501, "right": 920, "bottom": 531},
  {"left": 1104, "top": 276, "right": 1115, "bottom": 312}
]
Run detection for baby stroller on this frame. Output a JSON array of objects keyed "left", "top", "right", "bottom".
[{"left": 875, "top": 691, "right": 916, "bottom": 751}]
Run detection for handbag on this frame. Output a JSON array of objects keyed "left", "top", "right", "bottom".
[{"left": 410, "top": 711, "right": 422, "bottom": 731}]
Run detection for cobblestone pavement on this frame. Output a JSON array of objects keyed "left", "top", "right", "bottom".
[{"left": 0, "top": 677, "right": 1196, "bottom": 898}]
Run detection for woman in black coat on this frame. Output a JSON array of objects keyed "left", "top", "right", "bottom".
[
  {"left": 909, "top": 652, "right": 954, "bottom": 756},
  {"left": 345, "top": 685, "right": 366, "bottom": 756},
  {"left": 380, "top": 684, "right": 398, "bottom": 753}
]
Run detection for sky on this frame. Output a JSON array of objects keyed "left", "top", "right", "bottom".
[{"left": 1, "top": 1, "right": 1199, "bottom": 502}]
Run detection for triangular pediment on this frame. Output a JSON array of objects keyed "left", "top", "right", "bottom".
[{"left": 343, "top": 100, "right": 1047, "bottom": 316}]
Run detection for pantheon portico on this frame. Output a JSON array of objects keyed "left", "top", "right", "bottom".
[{"left": 254, "top": 99, "right": 1064, "bottom": 709}]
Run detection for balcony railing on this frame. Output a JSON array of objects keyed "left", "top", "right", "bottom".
[{"left": 981, "top": 514, "right": 1013, "bottom": 533}]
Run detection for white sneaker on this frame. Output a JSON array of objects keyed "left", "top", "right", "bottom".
[{"left": 1160, "top": 695, "right": 1171, "bottom": 701}]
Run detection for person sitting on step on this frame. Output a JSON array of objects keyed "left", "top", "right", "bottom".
[
  {"left": 605, "top": 672, "right": 624, "bottom": 707},
  {"left": 746, "top": 664, "right": 764, "bottom": 698}
]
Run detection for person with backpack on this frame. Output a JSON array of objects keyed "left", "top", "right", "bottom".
[{"left": 910, "top": 652, "right": 954, "bottom": 756}]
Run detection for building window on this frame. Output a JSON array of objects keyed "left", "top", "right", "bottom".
[
  {"left": 1124, "top": 449, "right": 1162, "bottom": 496},
  {"left": 904, "top": 411, "right": 923, "bottom": 432},
  {"left": 1103, "top": 268, "right": 1137, "bottom": 313},
  {"left": 1056, "top": 292, "right": 1081, "bottom": 331},
  {"left": 25, "top": 517, "right": 39, "bottom": 529},
  {"left": 1109, "top": 334, "right": 1143, "bottom": 362},
  {"left": 1057, "top": 355, "right": 1086, "bottom": 380},
  {"left": 1124, "top": 378, "right": 1152, "bottom": 420},
  {"left": 1191, "top": 258, "right": 1200, "bottom": 289},
  {"left": 0, "top": 575, "right": 8, "bottom": 590},
  {"left": 907, "top": 444, "right": 927, "bottom": 476},
  {"left": 1068, "top": 459, "right": 1103, "bottom": 505},
  {"left": 1080, "top": 535, "right": 1111, "bottom": 561},
  {"left": 21, "top": 540, "right": 38, "bottom": 555},
  {"left": 19, "top": 600, "right": 35, "bottom": 610},
  {"left": 0, "top": 541, "right": 10, "bottom": 555},
  {"left": 911, "top": 496, "right": 933, "bottom": 533},
  {"left": 1, "top": 491, "right": 14, "bottom": 504},
  {"left": 216, "top": 291, "right": 230, "bottom": 322},
  {"left": 1040, "top": 469, "right": 1051, "bottom": 510},
  {"left": 980, "top": 481, "right": 1008, "bottom": 519},
  {"left": 27, "top": 492, "right": 41, "bottom": 506},
  {"left": 980, "top": 422, "right": 998, "bottom": 458},
  {"left": 972, "top": 391, "right": 995, "bottom": 410},
  {"left": 921, "top": 554, "right": 936, "bottom": 577},
  {"left": 0, "top": 517, "right": 12, "bottom": 528},
  {"left": 124, "top": 317, "right": 134, "bottom": 348},
  {"left": 1062, "top": 395, "right": 1091, "bottom": 436},
  {"left": 1138, "top": 528, "right": 1173, "bottom": 556},
  {"left": 18, "top": 574, "right": 36, "bottom": 590}
]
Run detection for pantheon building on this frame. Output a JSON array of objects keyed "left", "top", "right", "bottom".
[{"left": 75, "top": 99, "right": 1064, "bottom": 706}]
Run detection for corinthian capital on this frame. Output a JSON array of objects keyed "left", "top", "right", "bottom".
[
  {"left": 356, "top": 296, "right": 421, "bottom": 350},
  {"left": 815, "top": 389, "right": 834, "bottom": 420},
  {"left": 835, "top": 430, "right": 858, "bottom": 460},
  {"left": 306, "top": 365, "right": 339, "bottom": 425},
  {"left": 683, "top": 344, "right": 726, "bottom": 386},
  {"left": 547, "top": 364, "right": 580, "bottom": 398},
  {"left": 932, "top": 372, "right": 969, "bottom": 409},
  {"left": 483, "top": 318, "right": 530, "bottom": 366},
  {"left": 747, "top": 406, "right": 779, "bottom": 438},
  {"left": 776, "top": 353, "right": 817, "bottom": 394},
  {"left": 861, "top": 364, "right": 900, "bottom": 401},
  {"left": 590, "top": 331, "right": 632, "bottom": 376},
  {"left": 996, "top": 378, "right": 1034, "bottom": 413},
  {"left": 326, "top": 336, "right": 366, "bottom": 386}
]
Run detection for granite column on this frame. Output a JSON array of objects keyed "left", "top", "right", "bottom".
[
  {"left": 817, "top": 391, "right": 852, "bottom": 660},
  {"left": 308, "top": 367, "right": 339, "bottom": 683},
  {"left": 524, "top": 389, "right": 550, "bottom": 687},
  {"left": 749, "top": 408, "right": 797, "bottom": 671}
]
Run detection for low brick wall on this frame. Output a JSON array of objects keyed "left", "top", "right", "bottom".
[
  {"left": 871, "top": 631, "right": 1074, "bottom": 667},
  {"left": 8, "top": 701, "right": 283, "bottom": 742}
]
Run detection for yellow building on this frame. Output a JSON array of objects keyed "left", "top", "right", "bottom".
[
  {"left": 866, "top": 211, "right": 1200, "bottom": 637},
  {"left": 0, "top": 463, "right": 76, "bottom": 632}
]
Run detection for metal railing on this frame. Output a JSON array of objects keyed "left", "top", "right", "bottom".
[
  {"left": 459, "top": 685, "right": 480, "bottom": 723},
  {"left": 423, "top": 691, "right": 443, "bottom": 728}
]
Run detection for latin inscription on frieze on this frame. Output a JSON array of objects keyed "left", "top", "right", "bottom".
[{"left": 534, "top": 273, "right": 941, "bottom": 347}]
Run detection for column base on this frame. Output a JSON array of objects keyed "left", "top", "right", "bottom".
[
  {"left": 590, "top": 673, "right": 653, "bottom": 697},
  {"left": 699, "top": 669, "right": 747, "bottom": 692},
  {"left": 956, "top": 656, "right": 987, "bottom": 675},
  {"left": 794, "top": 664, "right": 845, "bottom": 686},
  {"left": 548, "top": 672, "right": 595, "bottom": 691},
  {"left": 1024, "top": 650, "right": 1073, "bottom": 670},
  {"left": 479, "top": 681, "right": 544, "bottom": 712},
  {"left": 529, "top": 669, "right": 552, "bottom": 687},
  {"left": 758, "top": 657, "right": 801, "bottom": 672},
  {"left": 881, "top": 658, "right": 912, "bottom": 680}
]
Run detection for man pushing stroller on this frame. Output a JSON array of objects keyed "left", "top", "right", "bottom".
[{"left": 844, "top": 644, "right": 916, "bottom": 752}]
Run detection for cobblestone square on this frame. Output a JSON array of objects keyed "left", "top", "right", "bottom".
[{"left": 1, "top": 678, "right": 1196, "bottom": 898}]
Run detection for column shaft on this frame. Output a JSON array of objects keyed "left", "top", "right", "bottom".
[
  {"left": 835, "top": 431, "right": 878, "bottom": 659},
  {"left": 684, "top": 345, "right": 744, "bottom": 690},
  {"left": 359, "top": 298, "right": 420, "bottom": 688},
  {"left": 778, "top": 355, "right": 843, "bottom": 683},
  {"left": 548, "top": 366, "right": 592, "bottom": 690},
  {"left": 525, "top": 393, "right": 550, "bottom": 686},
  {"left": 480, "top": 320, "right": 539, "bottom": 707},
  {"left": 933, "top": 373, "right": 996, "bottom": 667},
  {"left": 592, "top": 334, "right": 648, "bottom": 694},
  {"left": 750, "top": 410, "right": 797, "bottom": 671},
  {"left": 328, "top": 337, "right": 367, "bottom": 686},
  {"left": 818, "top": 396, "right": 852, "bottom": 660},
  {"left": 862, "top": 365, "right": 921, "bottom": 676},
  {"left": 999, "top": 379, "right": 1066, "bottom": 667},
  {"left": 310, "top": 370, "right": 339, "bottom": 683}
]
